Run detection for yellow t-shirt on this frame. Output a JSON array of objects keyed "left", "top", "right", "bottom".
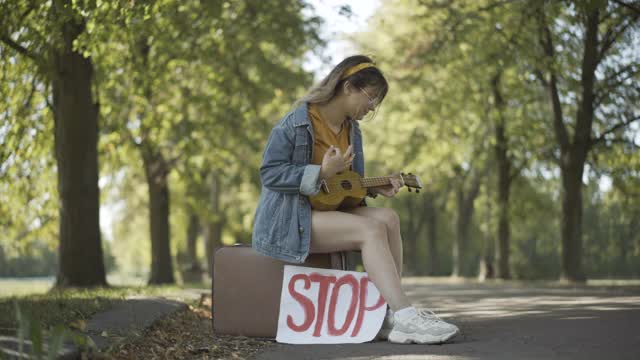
[{"left": 308, "top": 104, "right": 351, "bottom": 166}]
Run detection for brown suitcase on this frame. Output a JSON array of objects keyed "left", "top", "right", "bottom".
[{"left": 212, "top": 244, "right": 347, "bottom": 338}]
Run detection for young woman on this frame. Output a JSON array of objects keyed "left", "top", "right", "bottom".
[{"left": 252, "top": 55, "right": 459, "bottom": 344}]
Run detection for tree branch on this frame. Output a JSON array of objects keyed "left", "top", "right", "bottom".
[
  {"left": 508, "top": 157, "right": 529, "bottom": 184},
  {"left": 533, "top": 69, "right": 548, "bottom": 87},
  {"left": 165, "top": 153, "right": 183, "bottom": 171},
  {"left": 611, "top": 0, "right": 640, "bottom": 15},
  {"left": 601, "top": 63, "right": 639, "bottom": 86},
  {"left": 603, "top": 137, "right": 640, "bottom": 147},
  {"left": 537, "top": 6, "right": 570, "bottom": 152},
  {"left": 44, "top": 83, "right": 54, "bottom": 113},
  {"left": 0, "top": 35, "right": 37, "bottom": 62},
  {"left": 22, "top": 75, "right": 38, "bottom": 114},
  {"left": 19, "top": 1, "right": 36, "bottom": 22},
  {"left": 598, "top": 13, "right": 639, "bottom": 63},
  {"left": 595, "top": 64, "right": 640, "bottom": 106},
  {"left": 590, "top": 115, "right": 640, "bottom": 148}
]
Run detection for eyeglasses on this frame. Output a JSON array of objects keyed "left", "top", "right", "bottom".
[{"left": 358, "top": 86, "right": 377, "bottom": 108}]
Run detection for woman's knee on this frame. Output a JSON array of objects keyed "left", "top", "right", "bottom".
[
  {"left": 357, "top": 219, "right": 388, "bottom": 248},
  {"left": 378, "top": 208, "right": 400, "bottom": 231}
]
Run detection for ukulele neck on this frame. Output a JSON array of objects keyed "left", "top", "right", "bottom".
[{"left": 360, "top": 176, "right": 394, "bottom": 188}]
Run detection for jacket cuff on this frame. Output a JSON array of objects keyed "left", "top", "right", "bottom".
[{"left": 300, "top": 164, "right": 322, "bottom": 196}]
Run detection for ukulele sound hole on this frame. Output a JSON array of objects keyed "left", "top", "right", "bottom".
[{"left": 340, "top": 180, "right": 353, "bottom": 191}]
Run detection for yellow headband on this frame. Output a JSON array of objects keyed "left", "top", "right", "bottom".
[{"left": 340, "top": 62, "right": 376, "bottom": 80}]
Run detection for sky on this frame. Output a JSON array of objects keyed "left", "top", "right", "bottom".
[{"left": 303, "top": 0, "right": 381, "bottom": 78}]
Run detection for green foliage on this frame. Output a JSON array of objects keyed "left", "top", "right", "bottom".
[
  {"left": 91, "top": 0, "right": 321, "bottom": 275},
  {"left": 1, "top": 0, "right": 637, "bottom": 280},
  {"left": 352, "top": 0, "right": 639, "bottom": 278},
  {"left": 0, "top": 48, "right": 57, "bottom": 253},
  {"left": 509, "top": 176, "right": 562, "bottom": 279},
  {"left": 4, "top": 301, "right": 92, "bottom": 360},
  {"left": 0, "top": 242, "right": 57, "bottom": 277},
  {"left": 2, "top": 0, "right": 321, "bottom": 277},
  {"left": 0, "top": 284, "right": 209, "bottom": 358},
  {"left": 583, "top": 183, "right": 640, "bottom": 278}
]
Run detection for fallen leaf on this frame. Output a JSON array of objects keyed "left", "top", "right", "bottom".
[{"left": 69, "top": 320, "right": 87, "bottom": 331}]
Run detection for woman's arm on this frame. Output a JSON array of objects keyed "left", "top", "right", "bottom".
[{"left": 259, "top": 124, "right": 321, "bottom": 196}]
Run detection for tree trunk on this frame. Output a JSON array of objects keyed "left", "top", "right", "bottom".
[
  {"left": 205, "top": 172, "right": 224, "bottom": 278},
  {"left": 538, "top": 4, "right": 600, "bottom": 282},
  {"left": 143, "top": 149, "right": 175, "bottom": 284},
  {"left": 186, "top": 211, "right": 201, "bottom": 269},
  {"left": 452, "top": 193, "right": 470, "bottom": 277},
  {"left": 403, "top": 198, "right": 419, "bottom": 275},
  {"left": 182, "top": 209, "right": 203, "bottom": 283},
  {"left": 560, "top": 157, "right": 586, "bottom": 282},
  {"left": 423, "top": 193, "right": 438, "bottom": 276},
  {"left": 557, "top": 7, "right": 598, "bottom": 283},
  {"left": 492, "top": 72, "right": 512, "bottom": 280},
  {"left": 452, "top": 173, "right": 482, "bottom": 277},
  {"left": 53, "top": 8, "right": 106, "bottom": 287},
  {"left": 205, "top": 219, "right": 224, "bottom": 279},
  {"left": 130, "top": 36, "right": 175, "bottom": 285},
  {"left": 619, "top": 214, "right": 636, "bottom": 274},
  {"left": 479, "top": 183, "right": 495, "bottom": 281}
]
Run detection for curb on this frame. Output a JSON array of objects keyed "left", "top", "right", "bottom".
[
  {"left": 65, "top": 296, "right": 188, "bottom": 358},
  {"left": 0, "top": 297, "right": 188, "bottom": 359}
]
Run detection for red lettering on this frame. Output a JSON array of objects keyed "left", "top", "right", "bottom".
[
  {"left": 351, "top": 276, "right": 386, "bottom": 337},
  {"left": 285, "top": 272, "right": 384, "bottom": 338},
  {"left": 286, "top": 274, "right": 315, "bottom": 332},
  {"left": 309, "top": 273, "right": 337, "bottom": 337},
  {"left": 327, "top": 274, "right": 359, "bottom": 336}
]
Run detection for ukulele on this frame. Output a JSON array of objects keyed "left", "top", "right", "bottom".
[{"left": 309, "top": 171, "right": 423, "bottom": 211}]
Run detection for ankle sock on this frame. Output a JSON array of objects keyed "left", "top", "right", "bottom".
[{"left": 394, "top": 306, "right": 417, "bottom": 322}]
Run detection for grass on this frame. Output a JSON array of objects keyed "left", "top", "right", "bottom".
[
  {"left": 0, "top": 278, "right": 54, "bottom": 298},
  {"left": 0, "top": 276, "right": 211, "bottom": 332},
  {"left": 0, "top": 275, "right": 270, "bottom": 359},
  {"left": 0, "top": 274, "right": 151, "bottom": 299}
]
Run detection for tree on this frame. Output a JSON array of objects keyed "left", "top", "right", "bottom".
[
  {"left": 358, "top": 0, "right": 639, "bottom": 281},
  {"left": 534, "top": 0, "right": 640, "bottom": 281},
  {"left": 92, "top": 0, "right": 321, "bottom": 282},
  {"left": 1, "top": 0, "right": 106, "bottom": 286}
]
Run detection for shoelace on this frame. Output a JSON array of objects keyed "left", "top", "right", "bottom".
[{"left": 413, "top": 309, "right": 445, "bottom": 325}]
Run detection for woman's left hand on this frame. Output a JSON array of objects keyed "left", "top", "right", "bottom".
[{"left": 371, "top": 174, "right": 404, "bottom": 198}]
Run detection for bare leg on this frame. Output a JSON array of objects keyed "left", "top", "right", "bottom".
[
  {"left": 343, "top": 207, "right": 403, "bottom": 278},
  {"left": 309, "top": 210, "right": 411, "bottom": 311}
]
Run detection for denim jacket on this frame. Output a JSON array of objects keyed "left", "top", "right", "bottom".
[{"left": 252, "top": 103, "right": 365, "bottom": 263}]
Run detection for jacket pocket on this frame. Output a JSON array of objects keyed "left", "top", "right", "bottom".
[
  {"left": 263, "top": 193, "right": 285, "bottom": 241},
  {"left": 280, "top": 193, "right": 294, "bottom": 235}
]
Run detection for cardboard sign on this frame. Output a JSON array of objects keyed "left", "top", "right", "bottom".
[{"left": 276, "top": 265, "right": 387, "bottom": 344}]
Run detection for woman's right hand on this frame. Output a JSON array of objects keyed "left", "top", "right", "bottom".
[{"left": 319, "top": 145, "right": 354, "bottom": 180}]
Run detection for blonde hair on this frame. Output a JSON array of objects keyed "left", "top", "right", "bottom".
[{"left": 294, "top": 55, "right": 389, "bottom": 108}]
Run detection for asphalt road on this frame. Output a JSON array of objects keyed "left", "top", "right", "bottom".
[{"left": 253, "top": 278, "right": 640, "bottom": 360}]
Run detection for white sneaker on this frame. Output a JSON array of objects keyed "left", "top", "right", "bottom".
[
  {"left": 375, "top": 309, "right": 395, "bottom": 340},
  {"left": 388, "top": 309, "right": 459, "bottom": 344}
]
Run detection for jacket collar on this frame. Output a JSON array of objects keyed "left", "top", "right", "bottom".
[
  {"left": 291, "top": 102, "right": 360, "bottom": 131},
  {"left": 291, "top": 103, "right": 311, "bottom": 127}
]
